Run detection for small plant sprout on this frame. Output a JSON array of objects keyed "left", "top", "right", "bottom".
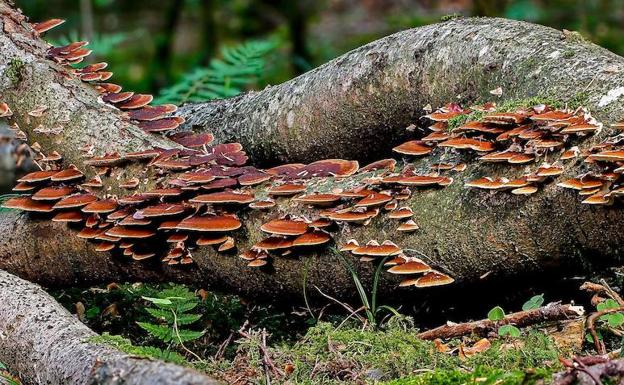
[{"left": 487, "top": 305, "right": 521, "bottom": 338}]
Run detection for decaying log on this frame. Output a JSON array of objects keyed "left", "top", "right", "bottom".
[
  {"left": 0, "top": 269, "right": 220, "bottom": 385},
  {"left": 417, "top": 303, "right": 584, "bottom": 340},
  {"left": 179, "top": 17, "right": 624, "bottom": 165},
  {"left": 2, "top": 2, "right": 624, "bottom": 302}
]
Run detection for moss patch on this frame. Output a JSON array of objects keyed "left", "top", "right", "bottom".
[
  {"left": 202, "top": 320, "right": 567, "bottom": 384},
  {"left": 5, "top": 58, "right": 24, "bottom": 85}
]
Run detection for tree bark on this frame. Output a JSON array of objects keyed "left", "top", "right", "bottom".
[
  {"left": 1, "top": 3, "right": 624, "bottom": 300},
  {"left": 0, "top": 269, "right": 220, "bottom": 385},
  {"left": 178, "top": 17, "right": 624, "bottom": 165}
]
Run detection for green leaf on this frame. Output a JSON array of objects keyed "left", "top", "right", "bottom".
[
  {"left": 522, "top": 294, "right": 544, "bottom": 311},
  {"left": 174, "top": 328, "right": 205, "bottom": 343},
  {"left": 142, "top": 296, "right": 172, "bottom": 306},
  {"left": 145, "top": 307, "right": 174, "bottom": 323},
  {"left": 586, "top": 330, "right": 603, "bottom": 343},
  {"left": 608, "top": 312, "right": 624, "bottom": 328},
  {"left": 597, "top": 299, "right": 620, "bottom": 311},
  {"left": 85, "top": 306, "right": 101, "bottom": 319},
  {"left": 488, "top": 306, "right": 505, "bottom": 321},
  {"left": 175, "top": 313, "right": 202, "bottom": 326},
  {"left": 137, "top": 321, "right": 174, "bottom": 342},
  {"left": 498, "top": 324, "right": 521, "bottom": 338}
]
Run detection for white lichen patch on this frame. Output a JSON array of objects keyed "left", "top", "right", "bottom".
[{"left": 598, "top": 86, "right": 624, "bottom": 107}]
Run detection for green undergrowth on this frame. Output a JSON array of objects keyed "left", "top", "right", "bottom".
[
  {"left": 58, "top": 283, "right": 573, "bottom": 384},
  {"left": 199, "top": 319, "right": 565, "bottom": 384},
  {"left": 383, "top": 366, "right": 553, "bottom": 385}
]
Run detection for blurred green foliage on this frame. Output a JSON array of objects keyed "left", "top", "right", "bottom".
[{"left": 13, "top": 0, "right": 624, "bottom": 98}]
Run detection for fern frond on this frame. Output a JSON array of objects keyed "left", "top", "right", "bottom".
[
  {"left": 175, "top": 313, "right": 202, "bottom": 326},
  {"left": 155, "top": 39, "right": 277, "bottom": 105},
  {"left": 137, "top": 321, "right": 175, "bottom": 342},
  {"left": 174, "top": 329, "right": 204, "bottom": 343}
]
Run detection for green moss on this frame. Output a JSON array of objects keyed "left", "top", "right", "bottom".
[
  {"left": 440, "top": 13, "right": 462, "bottom": 22},
  {"left": 447, "top": 111, "right": 486, "bottom": 130},
  {"left": 88, "top": 333, "right": 188, "bottom": 365},
  {"left": 383, "top": 366, "right": 554, "bottom": 385},
  {"left": 5, "top": 58, "right": 24, "bottom": 85},
  {"left": 202, "top": 321, "right": 566, "bottom": 384}
]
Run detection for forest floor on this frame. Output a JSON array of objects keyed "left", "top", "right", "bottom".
[{"left": 1, "top": 266, "right": 621, "bottom": 385}]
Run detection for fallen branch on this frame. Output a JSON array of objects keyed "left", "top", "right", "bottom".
[
  {"left": 417, "top": 303, "right": 584, "bottom": 340},
  {"left": 0, "top": 269, "right": 220, "bottom": 385}
]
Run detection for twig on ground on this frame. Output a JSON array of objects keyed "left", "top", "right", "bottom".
[{"left": 418, "top": 303, "right": 584, "bottom": 340}]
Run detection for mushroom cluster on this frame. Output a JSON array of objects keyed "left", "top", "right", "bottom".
[
  {"left": 398, "top": 103, "right": 603, "bottom": 196},
  {"left": 555, "top": 120, "right": 624, "bottom": 205},
  {"left": 8, "top": 18, "right": 624, "bottom": 291},
  {"left": 340, "top": 239, "right": 454, "bottom": 288}
]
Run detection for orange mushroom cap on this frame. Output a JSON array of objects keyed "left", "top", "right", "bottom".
[
  {"left": 392, "top": 141, "right": 433, "bottom": 156},
  {"left": 387, "top": 259, "right": 431, "bottom": 274},
  {"left": 177, "top": 215, "right": 242, "bottom": 232},
  {"left": 32, "top": 186, "right": 75, "bottom": 201},
  {"left": 53, "top": 193, "right": 98, "bottom": 209},
  {"left": 260, "top": 219, "right": 308, "bottom": 236},
  {"left": 105, "top": 226, "right": 156, "bottom": 239},
  {"left": 190, "top": 191, "right": 254, "bottom": 205},
  {"left": 292, "top": 231, "right": 332, "bottom": 247}
]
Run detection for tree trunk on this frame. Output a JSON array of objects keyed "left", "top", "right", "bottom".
[
  {"left": 0, "top": 269, "right": 220, "bottom": 385},
  {"left": 1, "top": 2, "right": 624, "bottom": 301},
  {"left": 178, "top": 17, "right": 624, "bottom": 165}
]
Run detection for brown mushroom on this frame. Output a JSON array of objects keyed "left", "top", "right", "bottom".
[
  {"left": 387, "top": 259, "right": 431, "bottom": 274},
  {"left": 52, "top": 211, "right": 83, "bottom": 222},
  {"left": 388, "top": 207, "right": 413, "bottom": 219},
  {"left": 339, "top": 239, "right": 359, "bottom": 252},
  {"left": 177, "top": 215, "right": 242, "bottom": 232},
  {"left": 392, "top": 141, "right": 433, "bottom": 156},
  {"left": 354, "top": 193, "right": 393, "bottom": 207},
  {"left": 397, "top": 219, "right": 419, "bottom": 232},
  {"left": 32, "top": 18, "right": 65, "bottom": 34},
  {"left": 254, "top": 237, "right": 294, "bottom": 251},
  {"left": 352, "top": 240, "right": 402, "bottom": 256},
  {"left": 293, "top": 193, "right": 341, "bottom": 206},
  {"left": 292, "top": 231, "right": 332, "bottom": 247},
  {"left": 32, "top": 186, "right": 74, "bottom": 201},
  {"left": 53, "top": 193, "right": 98, "bottom": 209},
  {"left": 18, "top": 170, "right": 58, "bottom": 183},
  {"left": 439, "top": 138, "right": 495, "bottom": 152},
  {"left": 2, "top": 197, "right": 54, "bottom": 212},
  {"left": 82, "top": 199, "right": 118, "bottom": 214},
  {"left": 249, "top": 200, "right": 276, "bottom": 210},
  {"left": 190, "top": 191, "right": 254, "bottom": 205},
  {"left": 117, "top": 94, "right": 153, "bottom": 110},
  {"left": 105, "top": 226, "right": 156, "bottom": 239},
  {"left": 260, "top": 219, "right": 308, "bottom": 236}
]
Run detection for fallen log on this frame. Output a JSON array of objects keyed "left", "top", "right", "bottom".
[
  {"left": 0, "top": 269, "right": 220, "bottom": 385},
  {"left": 417, "top": 303, "right": 584, "bottom": 340},
  {"left": 2, "top": 2, "right": 624, "bottom": 301}
]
